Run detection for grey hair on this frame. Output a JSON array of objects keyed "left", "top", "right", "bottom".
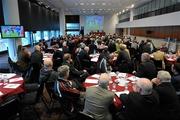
[
  {"left": 141, "top": 53, "right": 150, "bottom": 62},
  {"left": 98, "top": 73, "right": 110, "bottom": 89},
  {"left": 157, "top": 70, "right": 171, "bottom": 82},
  {"left": 34, "top": 45, "right": 40, "bottom": 51},
  {"left": 57, "top": 65, "right": 69, "bottom": 77},
  {"left": 136, "top": 78, "right": 152, "bottom": 95}
]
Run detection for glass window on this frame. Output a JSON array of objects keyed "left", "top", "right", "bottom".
[
  {"left": 66, "top": 31, "right": 79, "bottom": 36},
  {"left": 66, "top": 23, "right": 80, "bottom": 30},
  {"left": 33, "top": 31, "right": 41, "bottom": 43},
  {"left": 50, "top": 31, "right": 55, "bottom": 39},
  {"left": 0, "top": 33, "right": 8, "bottom": 52},
  {"left": 159, "top": 0, "right": 165, "bottom": 8},
  {"left": 56, "top": 31, "right": 60, "bottom": 38},
  {"left": 43, "top": 31, "right": 49, "bottom": 41},
  {"left": 21, "top": 32, "right": 30, "bottom": 46}
]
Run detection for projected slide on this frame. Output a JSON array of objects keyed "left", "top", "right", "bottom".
[{"left": 85, "top": 16, "right": 104, "bottom": 31}]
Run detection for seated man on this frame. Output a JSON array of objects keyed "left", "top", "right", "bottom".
[
  {"left": 117, "top": 78, "right": 159, "bottom": 120},
  {"left": 37, "top": 59, "right": 58, "bottom": 101},
  {"left": 62, "top": 53, "right": 88, "bottom": 83},
  {"left": 135, "top": 53, "right": 157, "bottom": 79},
  {"left": 152, "top": 70, "right": 180, "bottom": 120},
  {"left": 54, "top": 65, "right": 85, "bottom": 112},
  {"left": 83, "top": 73, "right": 115, "bottom": 120}
]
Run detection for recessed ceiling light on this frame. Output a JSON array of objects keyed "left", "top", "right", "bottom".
[
  {"left": 122, "top": 9, "right": 125, "bottom": 13},
  {"left": 99, "top": 9, "right": 102, "bottom": 11},
  {"left": 131, "top": 4, "right": 134, "bottom": 8},
  {"left": 91, "top": 9, "right": 94, "bottom": 10},
  {"left": 91, "top": 3, "right": 95, "bottom": 5},
  {"left": 80, "top": 3, "right": 84, "bottom": 5},
  {"left": 102, "top": 3, "right": 106, "bottom": 5}
]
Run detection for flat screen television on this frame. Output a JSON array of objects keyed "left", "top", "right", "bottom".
[{"left": 0, "top": 25, "right": 25, "bottom": 38}]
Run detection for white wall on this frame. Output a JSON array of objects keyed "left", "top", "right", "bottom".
[
  {"left": 80, "top": 14, "right": 118, "bottom": 35},
  {"left": 116, "top": 11, "right": 180, "bottom": 28}
]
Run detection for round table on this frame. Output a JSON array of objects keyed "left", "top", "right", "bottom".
[
  {"left": 83, "top": 72, "right": 138, "bottom": 108},
  {"left": 0, "top": 74, "right": 25, "bottom": 102}
]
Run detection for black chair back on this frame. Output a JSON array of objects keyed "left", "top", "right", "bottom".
[{"left": 76, "top": 112, "right": 95, "bottom": 120}]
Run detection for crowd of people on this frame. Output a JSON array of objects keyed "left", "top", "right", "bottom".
[{"left": 14, "top": 32, "right": 180, "bottom": 120}]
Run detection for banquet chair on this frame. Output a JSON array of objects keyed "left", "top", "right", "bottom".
[
  {"left": 20, "top": 84, "right": 41, "bottom": 120},
  {"left": 0, "top": 95, "right": 21, "bottom": 120}
]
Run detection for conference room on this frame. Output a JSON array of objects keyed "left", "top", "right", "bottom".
[{"left": 0, "top": 0, "right": 180, "bottom": 120}]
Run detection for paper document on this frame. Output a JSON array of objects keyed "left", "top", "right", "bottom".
[
  {"left": 85, "top": 79, "right": 98, "bottom": 84},
  {"left": 9, "top": 77, "right": 23, "bottom": 83},
  {"left": 91, "top": 74, "right": 100, "bottom": 79},
  {"left": 3, "top": 84, "right": 21, "bottom": 89}
]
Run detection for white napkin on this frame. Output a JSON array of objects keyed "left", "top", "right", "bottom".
[
  {"left": 127, "top": 76, "right": 140, "bottom": 81},
  {"left": 109, "top": 72, "right": 116, "bottom": 76},
  {"left": 9, "top": 77, "right": 23, "bottom": 83},
  {"left": 3, "top": 84, "right": 21, "bottom": 89},
  {"left": 91, "top": 57, "right": 98, "bottom": 62},
  {"left": 85, "top": 79, "right": 98, "bottom": 84},
  {"left": 91, "top": 74, "right": 100, "bottom": 79},
  {"left": 118, "top": 73, "right": 127, "bottom": 78},
  {"left": 115, "top": 90, "right": 129, "bottom": 97}
]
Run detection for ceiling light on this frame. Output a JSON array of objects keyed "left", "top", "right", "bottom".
[
  {"left": 126, "top": 9, "right": 128, "bottom": 11},
  {"left": 108, "top": 9, "right": 111, "bottom": 11},
  {"left": 131, "top": 4, "right": 134, "bottom": 8},
  {"left": 80, "top": 3, "right": 84, "bottom": 5},
  {"left": 91, "top": 3, "right": 95, "bottom": 5},
  {"left": 99, "top": 9, "right": 102, "bottom": 11},
  {"left": 122, "top": 9, "right": 125, "bottom": 13},
  {"left": 102, "top": 3, "right": 106, "bottom": 5}
]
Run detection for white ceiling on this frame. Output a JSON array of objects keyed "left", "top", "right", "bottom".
[{"left": 38, "top": 0, "right": 151, "bottom": 15}]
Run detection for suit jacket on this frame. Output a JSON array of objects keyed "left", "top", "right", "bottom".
[
  {"left": 153, "top": 82, "right": 180, "bottom": 120},
  {"left": 31, "top": 50, "right": 43, "bottom": 66},
  {"left": 83, "top": 86, "right": 114, "bottom": 120},
  {"left": 171, "top": 74, "right": 180, "bottom": 91},
  {"left": 136, "top": 60, "right": 157, "bottom": 80},
  {"left": 119, "top": 91, "right": 159, "bottom": 120}
]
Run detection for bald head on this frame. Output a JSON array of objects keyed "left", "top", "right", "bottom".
[
  {"left": 98, "top": 73, "right": 111, "bottom": 89},
  {"left": 135, "top": 78, "right": 152, "bottom": 95},
  {"left": 44, "top": 59, "right": 53, "bottom": 69},
  {"left": 34, "top": 45, "right": 41, "bottom": 51},
  {"left": 141, "top": 53, "right": 150, "bottom": 62}
]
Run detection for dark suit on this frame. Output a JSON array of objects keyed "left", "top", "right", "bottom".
[
  {"left": 30, "top": 50, "right": 43, "bottom": 83},
  {"left": 53, "top": 50, "right": 64, "bottom": 70},
  {"left": 153, "top": 82, "right": 180, "bottom": 120},
  {"left": 119, "top": 91, "right": 159, "bottom": 120},
  {"left": 136, "top": 60, "right": 157, "bottom": 79},
  {"left": 83, "top": 86, "right": 114, "bottom": 120},
  {"left": 171, "top": 74, "right": 180, "bottom": 91}
]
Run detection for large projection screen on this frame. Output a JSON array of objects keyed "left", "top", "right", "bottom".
[{"left": 85, "top": 16, "right": 104, "bottom": 33}]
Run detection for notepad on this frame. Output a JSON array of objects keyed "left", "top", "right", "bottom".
[
  {"left": 85, "top": 79, "right": 98, "bottom": 84},
  {"left": 3, "top": 84, "right": 21, "bottom": 89},
  {"left": 115, "top": 90, "right": 129, "bottom": 97},
  {"left": 9, "top": 77, "right": 23, "bottom": 83},
  {"left": 91, "top": 74, "right": 100, "bottom": 79}
]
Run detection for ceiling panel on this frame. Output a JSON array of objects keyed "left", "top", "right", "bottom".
[{"left": 38, "top": 0, "right": 151, "bottom": 15}]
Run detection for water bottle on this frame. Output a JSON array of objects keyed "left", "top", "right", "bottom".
[{"left": 3, "top": 74, "right": 8, "bottom": 85}]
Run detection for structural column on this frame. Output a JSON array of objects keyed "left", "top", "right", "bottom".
[
  {"left": 59, "top": 8, "right": 65, "bottom": 35},
  {"left": 2, "top": 0, "right": 21, "bottom": 61}
]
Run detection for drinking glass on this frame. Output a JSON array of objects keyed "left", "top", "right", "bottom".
[{"left": 3, "top": 74, "right": 8, "bottom": 85}]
